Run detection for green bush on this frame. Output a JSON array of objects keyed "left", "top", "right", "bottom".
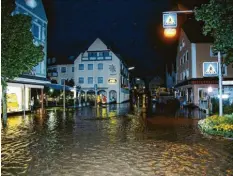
[{"left": 198, "top": 114, "right": 233, "bottom": 138}]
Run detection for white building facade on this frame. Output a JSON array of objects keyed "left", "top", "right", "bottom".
[
  {"left": 47, "top": 57, "right": 74, "bottom": 85},
  {"left": 74, "top": 38, "right": 130, "bottom": 103}
]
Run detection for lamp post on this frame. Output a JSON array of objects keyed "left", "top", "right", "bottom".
[{"left": 162, "top": 10, "right": 223, "bottom": 116}]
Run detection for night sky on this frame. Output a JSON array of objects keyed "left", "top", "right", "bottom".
[{"left": 42, "top": 0, "right": 198, "bottom": 78}]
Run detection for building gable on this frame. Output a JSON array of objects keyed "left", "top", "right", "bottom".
[
  {"left": 88, "top": 38, "right": 108, "bottom": 51},
  {"left": 15, "top": 0, "right": 47, "bottom": 23}
]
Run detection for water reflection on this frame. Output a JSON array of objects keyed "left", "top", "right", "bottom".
[{"left": 1, "top": 104, "right": 233, "bottom": 176}]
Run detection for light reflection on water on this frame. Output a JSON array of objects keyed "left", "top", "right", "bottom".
[{"left": 1, "top": 104, "right": 233, "bottom": 176}]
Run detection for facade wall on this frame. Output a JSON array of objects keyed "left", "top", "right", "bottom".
[{"left": 176, "top": 29, "right": 192, "bottom": 84}]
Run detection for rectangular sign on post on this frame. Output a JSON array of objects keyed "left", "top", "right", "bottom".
[
  {"left": 163, "top": 13, "right": 177, "bottom": 28},
  {"left": 203, "top": 62, "right": 218, "bottom": 77}
]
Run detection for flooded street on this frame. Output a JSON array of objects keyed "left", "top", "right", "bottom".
[{"left": 1, "top": 104, "right": 233, "bottom": 176}]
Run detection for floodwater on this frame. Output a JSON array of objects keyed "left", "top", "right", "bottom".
[{"left": 1, "top": 104, "right": 233, "bottom": 176}]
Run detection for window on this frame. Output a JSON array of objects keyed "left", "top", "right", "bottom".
[
  {"left": 183, "top": 55, "right": 185, "bottom": 64},
  {"left": 186, "top": 51, "right": 189, "bottom": 61},
  {"left": 52, "top": 58, "right": 56, "bottom": 63},
  {"left": 32, "top": 23, "right": 40, "bottom": 39},
  {"left": 79, "top": 64, "right": 84, "bottom": 70},
  {"left": 88, "top": 77, "right": 93, "bottom": 84},
  {"left": 98, "top": 77, "right": 103, "bottom": 84},
  {"left": 88, "top": 52, "right": 97, "bottom": 57},
  {"left": 186, "top": 69, "right": 189, "bottom": 78},
  {"left": 99, "top": 52, "right": 103, "bottom": 57},
  {"left": 42, "top": 27, "right": 45, "bottom": 42},
  {"left": 88, "top": 64, "right": 93, "bottom": 70},
  {"left": 79, "top": 77, "right": 84, "bottom": 84},
  {"left": 52, "top": 67, "right": 57, "bottom": 72},
  {"left": 98, "top": 63, "right": 103, "bottom": 70},
  {"left": 48, "top": 59, "right": 50, "bottom": 64},
  {"left": 222, "top": 64, "right": 227, "bottom": 76},
  {"left": 103, "top": 51, "right": 109, "bottom": 57},
  {"left": 72, "top": 67, "right": 74, "bottom": 72},
  {"left": 210, "top": 46, "right": 217, "bottom": 57},
  {"left": 61, "top": 67, "right": 66, "bottom": 73},
  {"left": 61, "top": 79, "right": 66, "bottom": 85}
]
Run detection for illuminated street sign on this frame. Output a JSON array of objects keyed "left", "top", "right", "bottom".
[
  {"left": 108, "top": 78, "right": 117, "bottom": 84},
  {"left": 163, "top": 13, "right": 177, "bottom": 28},
  {"left": 203, "top": 62, "right": 218, "bottom": 77}
]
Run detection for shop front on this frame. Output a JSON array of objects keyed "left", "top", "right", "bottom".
[{"left": 6, "top": 82, "right": 44, "bottom": 113}]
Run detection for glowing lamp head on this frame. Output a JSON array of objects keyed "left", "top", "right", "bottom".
[
  {"left": 207, "top": 87, "right": 213, "bottom": 93},
  {"left": 164, "top": 28, "right": 176, "bottom": 38}
]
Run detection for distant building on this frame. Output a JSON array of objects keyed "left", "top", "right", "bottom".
[
  {"left": 74, "top": 38, "right": 130, "bottom": 103},
  {"left": 6, "top": 0, "right": 49, "bottom": 113},
  {"left": 166, "top": 64, "right": 176, "bottom": 88},
  {"left": 175, "top": 19, "right": 233, "bottom": 106},
  {"left": 47, "top": 56, "right": 75, "bottom": 85},
  {"left": 149, "top": 76, "right": 164, "bottom": 91}
]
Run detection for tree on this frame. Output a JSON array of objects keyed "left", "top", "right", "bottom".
[
  {"left": 195, "top": 0, "right": 233, "bottom": 65},
  {"left": 1, "top": 0, "right": 44, "bottom": 120}
]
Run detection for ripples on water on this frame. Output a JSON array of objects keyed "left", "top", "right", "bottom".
[{"left": 1, "top": 104, "right": 233, "bottom": 176}]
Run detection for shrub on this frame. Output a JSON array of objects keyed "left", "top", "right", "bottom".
[{"left": 198, "top": 114, "right": 233, "bottom": 138}]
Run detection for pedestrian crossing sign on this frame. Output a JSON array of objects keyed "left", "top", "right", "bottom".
[
  {"left": 203, "top": 62, "right": 218, "bottom": 77},
  {"left": 163, "top": 13, "right": 177, "bottom": 28}
]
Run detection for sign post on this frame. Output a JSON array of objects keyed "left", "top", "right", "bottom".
[
  {"left": 218, "top": 52, "right": 223, "bottom": 116},
  {"left": 94, "top": 84, "right": 97, "bottom": 107}
]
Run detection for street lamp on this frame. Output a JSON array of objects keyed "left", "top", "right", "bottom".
[
  {"left": 208, "top": 87, "right": 213, "bottom": 93},
  {"left": 164, "top": 28, "right": 176, "bottom": 38},
  {"left": 49, "top": 88, "right": 54, "bottom": 93},
  {"left": 128, "top": 66, "right": 135, "bottom": 70}
]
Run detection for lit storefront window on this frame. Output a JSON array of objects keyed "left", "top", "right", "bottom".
[{"left": 7, "top": 86, "right": 30, "bottom": 113}]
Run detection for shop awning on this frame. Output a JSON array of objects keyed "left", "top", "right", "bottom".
[{"left": 45, "top": 84, "right": 73, "bottom": 91}]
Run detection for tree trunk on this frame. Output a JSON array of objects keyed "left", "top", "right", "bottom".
[{"left": 2, "top": 85, "right": 7, "bottom": 122}]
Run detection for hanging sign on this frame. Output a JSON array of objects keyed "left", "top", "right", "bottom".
[
  {"left": 203, "top": 62, "right": 218, "bottom": 77},
  {"left": 163, "top": 13, "right": 177, "bottom": 28}
]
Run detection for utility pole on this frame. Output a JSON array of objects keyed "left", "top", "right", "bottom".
[
  {"left": 63, "top": 81, "right": 66, "bottom": 110},
  {"left": 218, "top": 51, "right": 223, "bottom": 116}
]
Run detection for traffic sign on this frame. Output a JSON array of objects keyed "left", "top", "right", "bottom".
[
  {"left": 203, "top": 62, "right": 218, "bottom": 77},
  {"left": 163, "top": 13, "right": 177, "bottom": 28}
]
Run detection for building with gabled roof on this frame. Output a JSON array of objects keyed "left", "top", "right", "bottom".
[
  {"left": 74, "top": 38, "right": 130, "bottom": 104},
  {"left": 175, "top": 18, "right": 233, "bottom": 108}
]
